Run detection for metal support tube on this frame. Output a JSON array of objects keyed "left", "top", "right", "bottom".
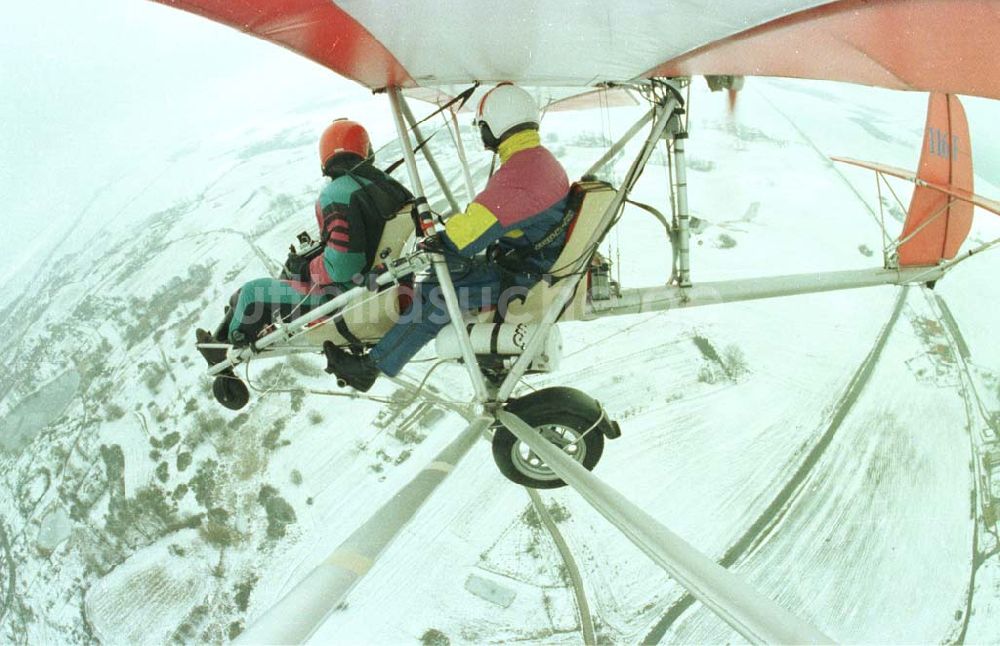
[
  {"left": 908, "top": 235, "right": 1000, "bottom": 283},
  {"left": 236, "top": 416, "right": 490, "bottom": 645},
  {"left": 450, "top": 109, "right": 477, "bottom": 204},
  {"left": 205, "top": 254, "right": 432, "bottom": 376},
  {"left": 497, "top": 410, "right": 832, "bottom": 645},
  {"left": 388, "top": 87, "right": 489, "bottom": 402},
  {"left": 888, "top": 197, "right": 958, "bottom": 252},
  {"left": 583, "top": 108, "right": 654, "bottom": 178},
  {"left": 389, "top": 87, "right": 429, "bottom": 209},
  {"left": 426, "top": 260, "right": 491, "bottom": 401},
  {"left": 874, "top": 173, "right": 894, "bottom": 268},
  {"left": 586, "top": 265, "right": 948, "bottom": 318},
  {"left": 672, "top": 128, "right": 692, "bottom": 287},
  {"left": 496, "top": 97, "right": 678, "bottom": 402},
  {"left": 399, "top": 96, "right": 462, "bottom": 214}
]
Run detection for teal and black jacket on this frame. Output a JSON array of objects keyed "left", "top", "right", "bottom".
[{"left": 309, "top": 164, "right": 410, "bottom": 290}]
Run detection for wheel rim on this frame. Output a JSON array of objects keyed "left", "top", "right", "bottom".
[{"left": 509, "top": 423, "right": 588, "bottom": 482}]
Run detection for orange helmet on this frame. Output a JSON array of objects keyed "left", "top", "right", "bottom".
[{"left": 319, "top": 119, "right": 372, "bottom": 173}]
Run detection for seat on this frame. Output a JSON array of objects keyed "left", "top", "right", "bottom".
[
  {"left": 297, "top": 180, "right": 617, "bottom": 349},
  {"left": 488, "top": 180, "right": 616, "bottom": 324},
  {"left": 296, "top": 205, "right": 414, "bottom": 347},
  {"left": 368, "top": 206, "right": 416, "bottom": 272}
]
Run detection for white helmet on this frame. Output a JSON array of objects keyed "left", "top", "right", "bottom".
[{"left": 474, "top": 83, "right": 540, "bottom": 150}]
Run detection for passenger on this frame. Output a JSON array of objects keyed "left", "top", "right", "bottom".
[
  {"left": 197, "top": 119, "right": 411, "bottom": 361},
  {"left": 324, "top": 83, "right": 570, "bottom": 391}
]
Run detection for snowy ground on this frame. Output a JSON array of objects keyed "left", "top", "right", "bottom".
[{"left": 0, "top": 78, "right": 998, "bottom": 644}]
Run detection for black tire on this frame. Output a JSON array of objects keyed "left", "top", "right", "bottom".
[
  {"left": 492, "top": 387, "right": 611, "bottom": 489},
  {"left": 212, "top": 374, "right": 250, "bottom": 411}
]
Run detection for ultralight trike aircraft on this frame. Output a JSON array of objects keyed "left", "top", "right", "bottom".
[
  {"left": 160, "top": 0, "right": 1000, "bottom": 641},
  {"left": 177, "top": 2, "right": 1000, "bottom": 491}
]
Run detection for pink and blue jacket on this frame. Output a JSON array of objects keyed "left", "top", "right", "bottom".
[{"left": 442, "top": 130, "right": 570, "bottom": 271}]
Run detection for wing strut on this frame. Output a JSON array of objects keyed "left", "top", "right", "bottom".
[
  {"left": 387, "top": 87, "right": 491, "bottom": 402},
  {"left": 497, "top": 410, "right": 833, "bottom": 644},
  {"left": 235, "top": 416, "right": 490, "bottom": 643}
]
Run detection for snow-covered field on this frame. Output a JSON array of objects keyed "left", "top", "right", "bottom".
[{"left": 0, "top": 78, "right": 998, "bottom": 644}]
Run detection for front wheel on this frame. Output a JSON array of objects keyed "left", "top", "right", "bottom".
[
  {"left": 212, "top": 373, "right": 250, "bottom": 411},
  {"left": 491, "top": 387, "right": 617, "bottom": 489}
]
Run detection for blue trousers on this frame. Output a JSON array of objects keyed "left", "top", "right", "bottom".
[{"left": 369, "top": 257, "right": 538, "bottom": 377}]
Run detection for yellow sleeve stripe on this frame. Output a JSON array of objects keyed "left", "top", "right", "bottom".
[{"left": 445, "top": 202, "right": 498, "bottom": 250}]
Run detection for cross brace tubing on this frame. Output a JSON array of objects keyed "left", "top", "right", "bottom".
[
  {"left": 587, "top": 265, "right": 947, "bottom": 318},
  {"left": 205, "top": 254, "right": 431, "bottom": 377}
]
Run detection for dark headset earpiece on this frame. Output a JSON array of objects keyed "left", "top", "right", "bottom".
[{"left": 479, "top": 121, "right": 500, "bottom": 152}]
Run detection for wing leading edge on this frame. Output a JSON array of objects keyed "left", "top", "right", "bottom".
[
  {"left": 151, "top": 0, "right": 412, "bottom": 88},
  {"left": 151, "top": 0, "right": 1000, "bottom": 99},
  {"left": 647, "top": 0, "right": 1000, "bottom": 99}
]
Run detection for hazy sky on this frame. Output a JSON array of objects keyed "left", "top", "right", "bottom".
[{"left": 0, "top": 0, "right": 367, "bottom": 281}]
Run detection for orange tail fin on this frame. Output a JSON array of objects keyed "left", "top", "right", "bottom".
[{"left": 898, "top": 93, "right": 974, "bottom": 267}]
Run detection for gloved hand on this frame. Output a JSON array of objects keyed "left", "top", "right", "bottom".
[{"left": 418, "top": 233, "right": 446, "bottom": 254}]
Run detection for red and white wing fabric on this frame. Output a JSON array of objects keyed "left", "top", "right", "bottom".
[
  {"left": 152, "top": 0, "right": 413, "bottom": 88},
  {"left": 648, "top": 0, "right": 1000, "bottom": 100},
  {"left": 153, "top": 0, "right": 1000, "bottom": 99}
]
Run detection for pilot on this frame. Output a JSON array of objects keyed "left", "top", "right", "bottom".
[
  {"left": 196, "top": 119, "right": 411, "bottom": 361},
  {"left": 324, "top": 83, "right": 570, "bottom": 391}
]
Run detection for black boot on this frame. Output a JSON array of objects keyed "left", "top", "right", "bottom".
[
  {"left": 196, "top": 328, "right": 229, "bottom": 366},
  {"left": 323, "top": 342, "right": 379, "bottom": 393}
]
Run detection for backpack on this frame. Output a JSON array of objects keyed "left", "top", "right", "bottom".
[
  {"left": 282, "top": 165, "right": 413, "bottom": 282},
  {"left": 329, "top": 164, "right": 414, "bottom": 271}
]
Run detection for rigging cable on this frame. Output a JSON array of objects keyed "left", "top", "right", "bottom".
[{"left": 242, "top": 352, "right": 467, "bottom": 409}]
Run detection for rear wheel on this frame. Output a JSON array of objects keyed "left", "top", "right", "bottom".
[{"left": 492, "top": 387, "right": 615, "bottom": 489}]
